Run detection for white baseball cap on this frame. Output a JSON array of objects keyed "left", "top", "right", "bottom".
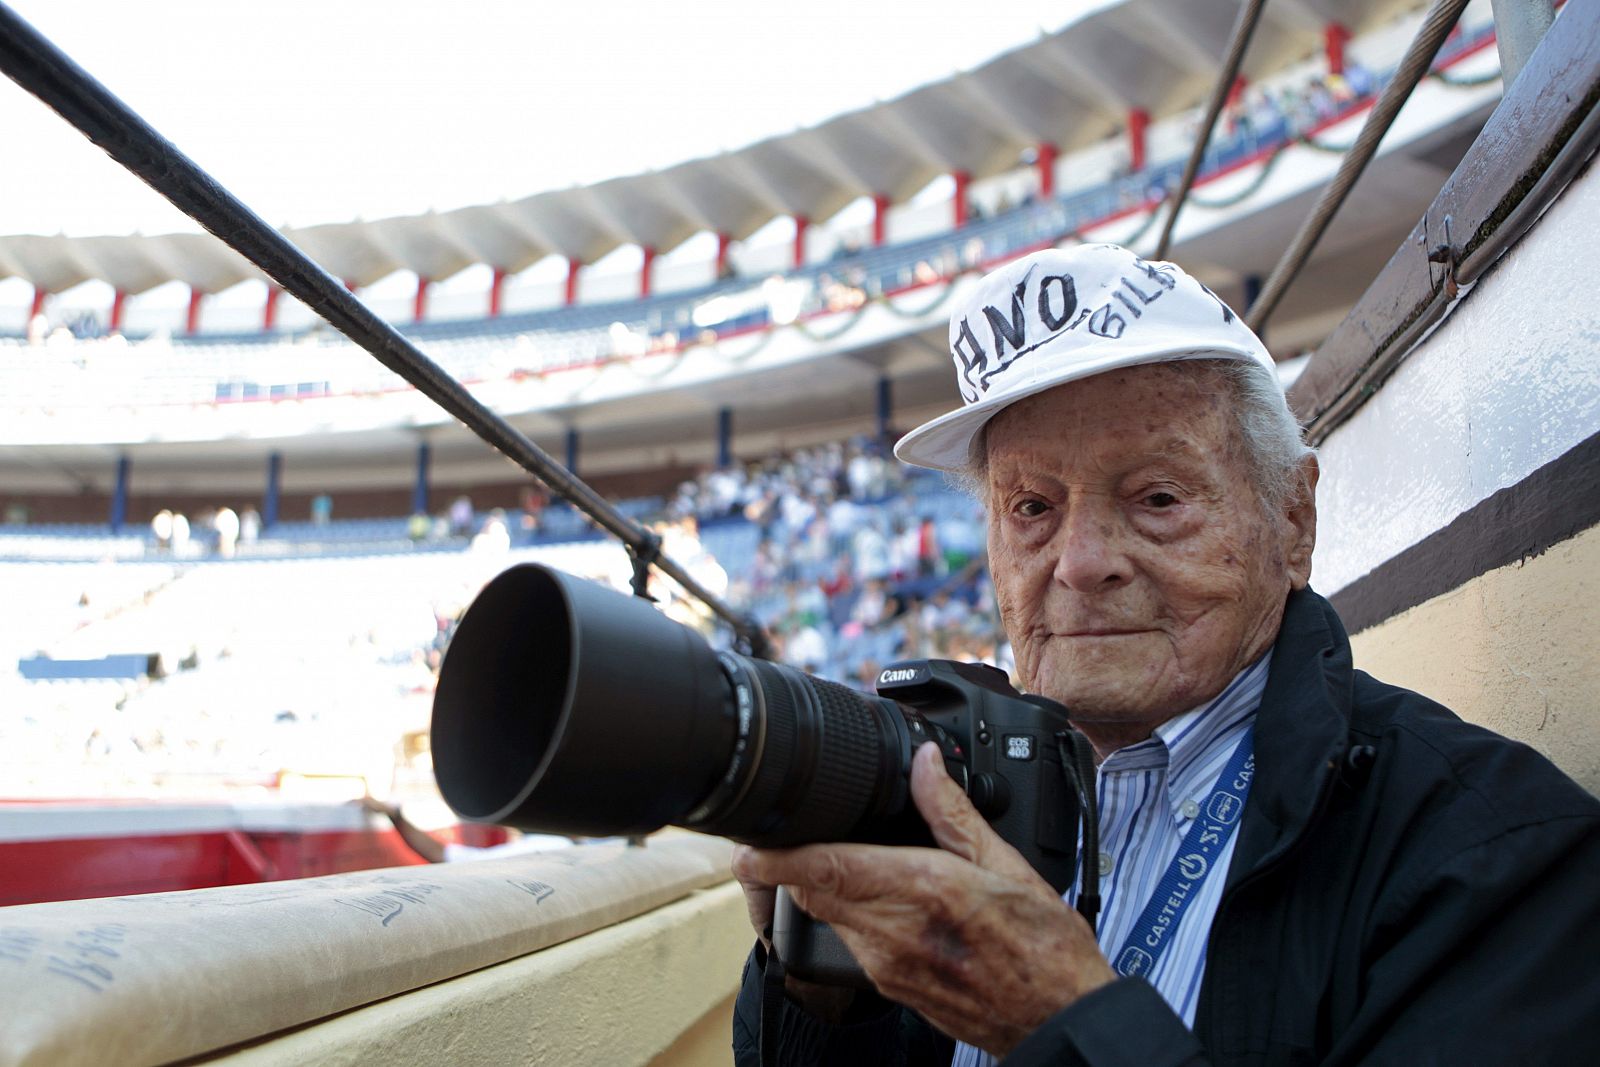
[{"left": 893, "top": 244, "right": 1278, "bottom": 472}]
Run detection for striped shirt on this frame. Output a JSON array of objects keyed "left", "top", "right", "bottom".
[{"left": 952, "top": 653, "right": 1271, "bottom": 1067}]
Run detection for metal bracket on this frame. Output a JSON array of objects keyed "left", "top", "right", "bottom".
[
  {"left": 626, "top": 531, "right": 662, "bottom": 602},
  {"left": 1425, "top": 213, "right": 1461, "bottom": 300},
  {"left": 736, "top": 618, "right": 775, "bottom": 661}
]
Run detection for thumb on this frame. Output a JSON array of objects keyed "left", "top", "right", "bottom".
[{"left": 911, "top": 741, "right": 1048, "bottom": 887}]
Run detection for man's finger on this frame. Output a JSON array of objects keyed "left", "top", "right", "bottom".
[
  {"left": 730, "top": 844, "right": 769, "bottom": 888},
  {"left": 737, "top": 840, "right": 948, "bottom": 903},
  {"left": 911, "top": 741, "right": 1049, "bottom": 887},
  {"left": 731, "top": 846, "right": 778, "bottom": 939},
  {"left": 785, "top": 853, "right": 965, "bottom": 929},
  {"left": 909, "top": 741, "right": 987, "bottom": 862}
]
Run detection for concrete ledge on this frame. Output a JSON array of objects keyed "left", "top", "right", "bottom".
[
  {"left": 197, "top": 882, "right": 749, "bottom": 1066},
  {"left": 0, "top": 834, "right": 734, "bottom": 1067}
]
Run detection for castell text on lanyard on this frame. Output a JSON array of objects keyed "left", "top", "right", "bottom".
[{"left": 1112, "top": 729, "right": 1256, "bottom": 978}]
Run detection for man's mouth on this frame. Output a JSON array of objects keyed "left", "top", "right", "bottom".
[{"left": 1055, "top": 628, "right": 1151, "bottom": 638}]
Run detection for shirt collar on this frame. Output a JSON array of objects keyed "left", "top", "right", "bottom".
[{"left": 1098, "top": 652, "right": 1273, "bottom": 800}]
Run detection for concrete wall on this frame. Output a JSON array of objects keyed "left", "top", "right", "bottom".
[
  {"left": 0, "top": 836, "right": 745, "bottom": 1067},
  {"left": 197, "top": 883, "right": 748, "bottom": 1067},
  {"left": 1310, "top": 161, "right": 1598, "bottom": 793},
  {"left": 1312, "top": 169, "right": 1599, "bottom": 598},
  {"left": 1349, "top": 524, "right": 1600, "bottom": 792}
]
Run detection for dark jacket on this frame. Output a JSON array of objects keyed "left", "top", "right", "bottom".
[{"left": 733, "top": 588, "right": 1600, "bottom": 1066}]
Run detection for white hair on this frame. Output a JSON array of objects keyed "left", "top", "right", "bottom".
[
  {"left": 956, "top": 358, "right": 1314, "bottom": 513},
  {"left": 1211, "top": 358, "right": 1315, "bottom": 512}
]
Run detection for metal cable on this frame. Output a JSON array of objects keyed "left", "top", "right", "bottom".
[
  {"left": 1153, "top": 0, "right": 1271, "bottom": 261},
  {"left": 1246, "top": 0, "right": 1472, "bottom": 333},
  {"left": 0, "top": 2, "right": 772, "bottom": 657}
]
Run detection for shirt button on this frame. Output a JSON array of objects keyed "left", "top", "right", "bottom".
[
  {"left": 1180, "top": 799, "right": 1200, "bottom": 820},
  {"left": 1098, "top": 851, "right": 1113, "bottom": 876}
]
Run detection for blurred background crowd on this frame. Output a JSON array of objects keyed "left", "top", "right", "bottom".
[{"left": 1, "top": 437, "right": 1009, "bottom": 799}]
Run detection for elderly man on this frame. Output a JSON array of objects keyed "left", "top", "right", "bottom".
[{"left": 731, "top": 245, "right": 1600, "bottom": 1065}]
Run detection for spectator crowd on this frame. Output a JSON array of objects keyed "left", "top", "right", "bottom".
[
  {"left": 653, "top": 437, "right": 1012, "bottom": 692},
  {"left": 7, "top": 434, "right": 1017, "bottom": 798}
]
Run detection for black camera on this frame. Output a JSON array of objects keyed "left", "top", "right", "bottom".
[{"left": 430, "top": 563, "right": 1098, "bottom": 987}]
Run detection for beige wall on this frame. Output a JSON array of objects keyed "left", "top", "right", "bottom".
[
  {"left": 650, "top": 994, "right": 737, "bottom": 1067},
  {"left": 199, "top": 882, "right": 748, "bottom": 1067},
  {"left": 1349, "top": 524, "right": 1600, "bottom": 793}
]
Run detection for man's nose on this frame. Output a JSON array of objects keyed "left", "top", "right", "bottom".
[{"left": 1051, "top": 497, "right": 1131, "bottom": 592}]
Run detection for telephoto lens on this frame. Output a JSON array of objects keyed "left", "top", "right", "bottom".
[{"left": 430, "top": 563, "right": 950, "bottom": 847}]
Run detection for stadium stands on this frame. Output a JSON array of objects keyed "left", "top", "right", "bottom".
[
  {"left": 0, "top": 17, "right": 1498, "bottom": 413},
  {"left": 2, "top": 437, "right": 1011, "bottom": 797},
  {"left": 0, "top": 8, "right": 1506, "bottom": 808},
  {"left": 0, "top": 538, "right": 631, "bottom": 796}
]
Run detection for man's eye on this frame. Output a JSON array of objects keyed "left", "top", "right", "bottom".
[
  {"left": 1015, "top": 499, "right": 1049, "bottom": 518},
  {"left": 1144, "top": 492, "right": 1180, "bottom": 509}
]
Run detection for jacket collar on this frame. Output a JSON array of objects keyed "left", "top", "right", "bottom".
[{"left": 1226, "top": 587, "right": 1354, "bottom": 889}]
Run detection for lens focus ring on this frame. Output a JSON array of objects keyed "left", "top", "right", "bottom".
[{"left": 751, "top": 664, "right": 886, "bottom": 846}]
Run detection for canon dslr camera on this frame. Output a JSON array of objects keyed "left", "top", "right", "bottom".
[{"left": 430, "top": 563, "right": 1097, "bottom": 987}]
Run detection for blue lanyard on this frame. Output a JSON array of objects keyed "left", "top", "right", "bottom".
[{"left": 1112, "top": 729, "right": 1256, "bottom": 978}]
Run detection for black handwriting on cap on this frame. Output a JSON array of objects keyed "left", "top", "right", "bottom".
[
  {"left": 953, "top": 266, "right": 1083, "bottom": 401},
  {"left": 951, "top": 255, "right": 1184, "bottom": 402}
]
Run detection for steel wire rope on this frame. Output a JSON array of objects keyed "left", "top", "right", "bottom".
[
  {"left": 0, "top": 2, "right": 772, "bottom": 657},
  {"left": 1245, "top": 0, "right": 1472, "bottom": 333},
  {"left": 1152, "top": 0, "right": 1272, "bottom": 260}
]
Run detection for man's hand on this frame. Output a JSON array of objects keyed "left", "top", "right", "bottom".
[
  {"left": 732, "top": 849, "right": 777, "bottom": 948},
  {"left": 732, "top": 742, "right": 1115, "bottom": 1057},
  {"left": 356, "top": 794, "right": 396, "bottom": 818},
  {"left": 733, "top": 833, "right": 862, "bottom": 1023},
  {"left": 355, "top": 794, "right": 445, "bottom": 863}
]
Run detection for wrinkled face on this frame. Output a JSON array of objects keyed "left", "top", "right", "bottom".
[{"left": 984, "top": 363, "right": 1316, "bottom": 752}]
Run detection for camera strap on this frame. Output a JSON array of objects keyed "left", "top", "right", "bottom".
[
  {"left": 1056, "top": 729, "right": 1103, "bottom": 931},
  {"left": 759, "top": 933, "right": 786, "bottom": 1067},
  {"left": 1110, "top": 728, "right": 1255, "bottom": 979}
]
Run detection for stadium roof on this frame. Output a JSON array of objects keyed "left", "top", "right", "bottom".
[{"left": 0, "top": 0, "right": 1417, "bottom": 297}]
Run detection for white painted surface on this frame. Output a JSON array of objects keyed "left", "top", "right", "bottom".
[
  {"left": 0, "top": 801, "right": 370, "bottom": 842},
  {"left": 1313, "top": 170, "right": 1600, "bottom": 595}
]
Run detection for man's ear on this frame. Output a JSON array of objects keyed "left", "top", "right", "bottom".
[{"left": 1284, "top": 454, "right": 1319, "bottom": 590}]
